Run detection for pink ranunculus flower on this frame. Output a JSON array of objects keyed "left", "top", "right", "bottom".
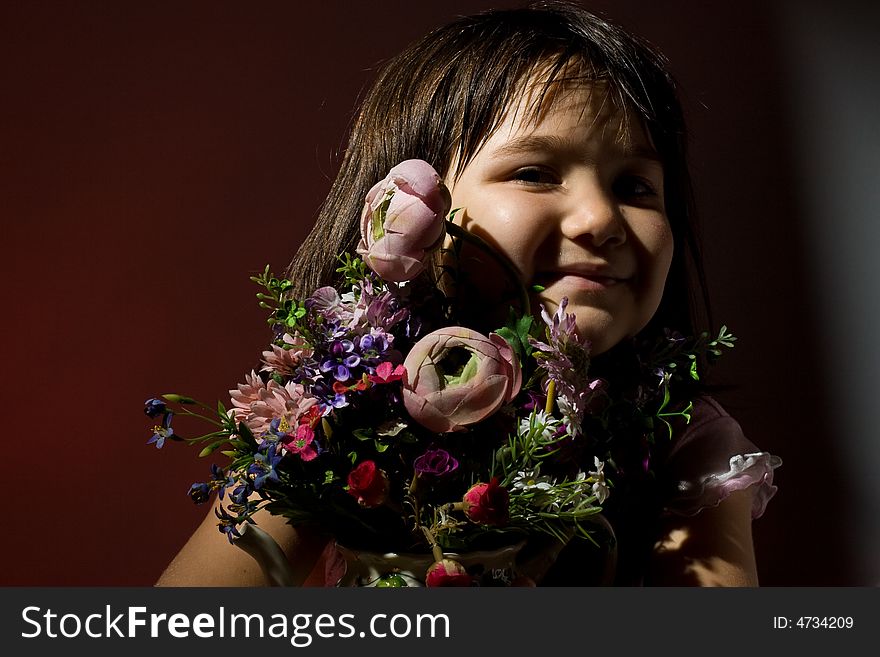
[
  {"left": 462, "top": 478, "right": 510, "bottom": 526},
  {"left": 425, "top": 558, "right": 472, "bottom": 587},
  {"left": 356, "top": 159, "right": 451, "bottom": 282},
  {"left": 402, "top": 327, "right": 522, "bottom": 433}
]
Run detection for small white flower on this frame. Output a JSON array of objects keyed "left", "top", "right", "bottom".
[
  {"left": 518, "top": 409, "right": 559, "bottom": 441},
  {"left": 511, "top": 469, "right": 554, "bottom": 493},
  {"left": 588, "top": 457, "right": 610, "bottom": 504},
  {"left": 556, "top": 395, "right": 583, "bottom": 437}
]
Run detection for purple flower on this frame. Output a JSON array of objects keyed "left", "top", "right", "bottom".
[
  {"left": 320, "top": 339, "right": 360, "bottom": 381},
  {"left": 365, "top": 291, "right": 409, "bottom": 330},
  {"left": 356, "top": 331, "right": 392, "bottom": 370},
  {"left": 413, "top": 449, "right": 459, "bottom": 477},
  {"left": 143, "top": 398, "right": 167, "bottom": 418},
  {"left": 307, "top": 286, "right": 353, "bottom": 323},
  {"left": 529, "top": 298, "right": 598, "bottom": 434}
]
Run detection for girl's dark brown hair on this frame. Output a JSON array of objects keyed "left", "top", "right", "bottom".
[{"left": 286, "top": 1, "right": 710, "bottom": 337}]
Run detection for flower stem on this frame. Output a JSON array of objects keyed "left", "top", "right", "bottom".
[
  {"left": 421, "top": 525, "right": 444, "bottom": 562},
  {"left": 445, "top": 221, "right": 530, "bottom": 317},
  {"left": 177, "top": 408, "right": 224, "bottom": 427}
]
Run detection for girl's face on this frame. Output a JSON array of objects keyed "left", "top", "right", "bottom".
[{"left": 447, "top": 82, "right": 673, "bottom": 355}]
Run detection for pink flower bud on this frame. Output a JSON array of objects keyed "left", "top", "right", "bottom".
[
  {"left": 357, "top": 159, "right": 451, "bottom": 282},
  {"left": 462, "top": 478, "right": 510, "bottom": 526},
  {"left": 425, "top": 558, "right": 472, "bottom": 587},
  {"left": 402, "top": 327, "right": 521, "bottom": 433}
]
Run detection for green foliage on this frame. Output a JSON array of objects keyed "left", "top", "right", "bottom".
[
  {"left": 335, "top": 253, "right": 369, "bottom": 288},
  {"left": 495, "top": 308, "right": 538, "bottom": 364},
  {"left": 250, "top": 264, "right": 307, "bottom": 333}
]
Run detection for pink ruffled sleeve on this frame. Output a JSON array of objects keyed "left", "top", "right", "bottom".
[{"left": 662, "top": 397, "right": 781, "bottom": 519}]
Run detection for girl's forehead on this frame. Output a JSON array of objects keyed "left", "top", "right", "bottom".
[{"left": 493, "top": 78, "right": 643, "bottom": 149}]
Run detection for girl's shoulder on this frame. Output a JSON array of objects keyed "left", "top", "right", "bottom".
[{"left": 659, "top": 395, "right": 781, "bottom": 520}]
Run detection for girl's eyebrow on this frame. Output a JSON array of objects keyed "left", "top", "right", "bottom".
[
  {"left": 490, "top": 134, "right": 662, "bottom": 164},
  {"left": 490, "top": 134, "right": 570, "bottom": 159},
  {"left": 624, "top": 146, "right": 664, "bottom": 165}
]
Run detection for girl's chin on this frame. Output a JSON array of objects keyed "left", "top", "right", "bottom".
[{"left": 535, "top": 299, "right": 623, "bottom": 355}]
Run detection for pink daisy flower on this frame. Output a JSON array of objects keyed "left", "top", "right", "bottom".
[{"left": 260, "top": 332, "right": 313, "bottom": 376}]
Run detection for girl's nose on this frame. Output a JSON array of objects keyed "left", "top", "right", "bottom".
[{"left": 559, "top": 177, "right": 626, "bottom": 247}]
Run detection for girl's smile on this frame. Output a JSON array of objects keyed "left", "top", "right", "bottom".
[{"left": 447, "top": 81, "right": 674, "bottom": 354}]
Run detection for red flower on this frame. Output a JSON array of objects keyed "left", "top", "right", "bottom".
[
  {"left": 346, "top": 460, "right": 389, "bottom": 508},
  {"left": 462, "top": 477, "right": 509, "bottom": 526},
  {"left": 298, "top": 404, "right": 323, "bottom": 429},
  {"left": 369, "top": 361, "right": 406, "bottom": 385},
  {"left": 425, "top": 559, "right": 472, "bottom": 587}
]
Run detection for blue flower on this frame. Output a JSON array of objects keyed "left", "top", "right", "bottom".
[
  {"left": 248, "top": 449, "right": 283, "bottom": 490},
  {"left": 214, "top": 505, "right": 243, "bottom": 544},
  {"left": 143, "top": 398, "right": 167, "bottom": 418},
  {"left": 230, "top": 482, "right": 253, "bottom": 505},
  {"left": 188, "top": 482, "right": 211, "bottom": 504},
  {"left": 209, "top": 464, "right": 235, "bottom": 499},
  {"left": 146, "top": 411, "right": 175, "bottom": 448}
]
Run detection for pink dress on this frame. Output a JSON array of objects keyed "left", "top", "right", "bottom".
[
  {"left": 539, "top": 395, "right": 780, "bottom": 586},
  {"left": 662, "top": 396, "right": 780, "bottom": 520}
]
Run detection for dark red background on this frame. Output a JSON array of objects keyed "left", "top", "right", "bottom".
[{"left": 0, "top": 0, "right": 861, "bottom": 585}]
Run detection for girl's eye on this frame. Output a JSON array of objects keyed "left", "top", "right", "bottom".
[
  {"left": 613, "top": 175, "right": 659, "bottom": 202},
  {"left": 511, "top": 167, "right": 560, "bottom": 185}
]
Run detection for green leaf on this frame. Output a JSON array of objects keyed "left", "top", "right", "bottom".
[
  {"left": 162, "top": 394, "right": 196, "bottom": 404},
  {"left": 198, "top": 439, "right": 227, "bottom": 458},
  {"left": 237, "top": 422, "right": 258, "bottom": 449}
]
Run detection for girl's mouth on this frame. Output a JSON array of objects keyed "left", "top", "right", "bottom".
[{"left": 534, "top": 269, "right": 629, "bottom": 292}]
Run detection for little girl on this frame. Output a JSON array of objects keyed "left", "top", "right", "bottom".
[{"left": 156, "top": 1, "right": 780, "bottom": 587}]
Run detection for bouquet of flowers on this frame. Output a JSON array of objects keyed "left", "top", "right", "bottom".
[{"left": 145, "top": 159, "right": 735, "bottom": 586}]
